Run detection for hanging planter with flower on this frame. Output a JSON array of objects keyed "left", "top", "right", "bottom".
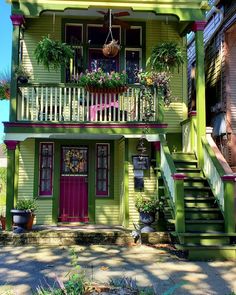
[
  {"left": 0, "top": 70, "right": 10, "bottom": 101},
  {"left": 147, "top": 42, "right": 185, "bottom": 72},
  {"left": 34, "top": 35, "right": 74, "bottom": 71}
]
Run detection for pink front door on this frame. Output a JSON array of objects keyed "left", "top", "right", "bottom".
[{"left": 59, "top": 146, "right": 89, "bottom": 222}]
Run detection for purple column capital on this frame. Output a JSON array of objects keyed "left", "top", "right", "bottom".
[
  {"left": 4, "top": 140, "right": 19, "bottom": 151},
  {"left": 10, "top": 14, "right": 25, "bottom": 27},
  {"left": 221, "top": 174, "right": 236, "bottom": 182},
  {"left": 188, "top": 111, "right": 197, "bottom": 118},
  {"left": 172, "top": 173, "right": 186, "bottom": 180},
  {"left": 152, "top": 141, "right": 160, "bottom": 152},
  {"left": 192, "top": 21, "right": 207, "bottom": 32}
]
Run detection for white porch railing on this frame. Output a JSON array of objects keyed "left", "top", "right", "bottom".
[{"left": 17, "top": 84, "right": 158, "bottom": 123}]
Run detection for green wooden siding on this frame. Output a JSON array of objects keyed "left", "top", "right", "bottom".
[
  {"left": 127, "top": 139, "right": 157, "bottom": 228},
  {"left": 118, "top": 138, "right": 125, "bottom": 226},
  {"left": 146, "top": 20, "right": 188, "bottom": 131},
  {"left": 36, "top": 199, "right": 53, "bottom": 224},
  {"left": 18, "top": 139, "right": 53, "bottom": 224},
  {"left": 18, "top": 139, "right": 35, "bottom": 200},
  {"left": 22, "top": 16, "right": 61, "bottom": 83},
  {"left": 95, "top": 140, "right": 120, "bottom": 225}
]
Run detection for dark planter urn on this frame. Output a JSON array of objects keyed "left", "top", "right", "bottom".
[
  {"left": 17, "top": 76, "right": 28, "bottom": 84},
  {"left": 139, "top": 211, "right": 156, "bottom": 233},
  {"left": 11, "top": 209, "right": 30, "bottom": 233}
]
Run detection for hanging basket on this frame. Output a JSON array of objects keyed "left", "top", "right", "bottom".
[{"left": 102, "top": 40, "right": 120, "bottom": 58}]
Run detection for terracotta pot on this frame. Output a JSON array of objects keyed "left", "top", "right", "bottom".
[
  {"left": 0, "top": 216, "right": 6, "bottom": 230},
  {"left": 26, "top": 213, "right": 35, "bottom": 230}
]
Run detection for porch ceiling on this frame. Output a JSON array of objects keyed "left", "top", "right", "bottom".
[{"left": 10, "top": 0, "right": 207, "bottom": 22}]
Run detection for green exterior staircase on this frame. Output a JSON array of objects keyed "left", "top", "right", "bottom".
[{"left": 160, "top": 152, "right": 236, "bottom": 260}]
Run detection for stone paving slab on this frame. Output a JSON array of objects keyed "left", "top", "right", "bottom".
[{"left": 0, "top": 245, "right": 235, "bottom": 295}]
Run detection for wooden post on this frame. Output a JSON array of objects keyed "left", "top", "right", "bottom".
[
  {"left": 10, "top": 14, "right": 25, "bottom": 122},
  {"left": 172, "top": 173, "right": 185, "bottom": 233},
  {"left": 192, "top": 21, "right": 207, "bottom": 167},
  {"left": 189, "top": 111, "right": 197, "bottom": 153},
  {"left": 4, "top": 140, "right": 19, "bottom": 231},
  {"left": 123, "top": 138, "right": 129, "bottom": 228},
  {"left": 221, "top": 175, "right": 236, "bottom": 234}
]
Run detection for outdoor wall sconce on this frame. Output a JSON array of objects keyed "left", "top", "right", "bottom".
[{"left": 133, "top": 136, "right": 150, "bottom": 189}]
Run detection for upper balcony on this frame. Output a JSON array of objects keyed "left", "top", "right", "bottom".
[{"left": 17, "top": 84, "right": 158, "bottom": 123}]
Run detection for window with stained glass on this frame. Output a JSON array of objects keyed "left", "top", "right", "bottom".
[
  {"left": 96, "top": 144, "right": 110, "bottom": 196},
  {"left": 39, "top": 143, "right": 54, "bottom": 196}
]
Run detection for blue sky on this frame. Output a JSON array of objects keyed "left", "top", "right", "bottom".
[{"left": 0, "top": 1, "right": 11, "bottom": 142}]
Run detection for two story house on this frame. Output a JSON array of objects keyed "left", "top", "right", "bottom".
[{"left": 4, "top": 0, "right": 236, "bottom": 259}]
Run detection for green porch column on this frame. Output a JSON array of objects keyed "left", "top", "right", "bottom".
[
  {"left": 123, "top": 139, "right": 129, "bottom": 228},
  {"left": 192, "top": 21, "right": 207, "bottom": 167},
  {"left": 189, "top": 111, "right": 197, "bottom": 153},
  {"left": 221, "top": 175, "right": 236, "bottom": 234},
  {"left": 152, "top": 141, "right": 161, "bottom": 198},
  {"left": 172, "top": 173, "right": 185, "bottom": 233},
  {"left": 9, "top": 14, "right": 25, "bottom": 122},
  {"left": 4, "top": 140, "right": 19, "bottom": 231}
]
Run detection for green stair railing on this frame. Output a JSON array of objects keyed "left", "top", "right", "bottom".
[
  {"left": 159, "top": 135, "right": 185, "bottom": 233},
  {"left": 202, "top": 136, "right": 235, "bottom": 234}
]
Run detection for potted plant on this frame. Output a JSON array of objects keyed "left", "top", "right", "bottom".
[
  {"left": 134, "top": 194, "right": 159, "bottom": 232},
  {"left": 147, "top": 42, "right": 185, "bottom": 72},
  {"left": 34, "top": 35, "right": 74, "bottom": 71},
  {"left": 11, "top": 199, "right": 37, "bottom": 232},
  {"left": 78, "top": 68, "right": 127, "bottom": 93},
  {"left": 0, "top": 69, "right": 10, "bottom": 100},
  {"left": 138, "top": 70, "right": 173, "bottom": 107},
  {"left": 15, "top": 65, "right": 31, "bottom": 84}
]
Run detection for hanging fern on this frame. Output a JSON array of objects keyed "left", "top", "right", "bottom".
[
  {"left": 147, "top": 42, "right": 185, "bottom": 72},
  {"left": 34, "top": 36, "right": 74, "bottom": 71}
]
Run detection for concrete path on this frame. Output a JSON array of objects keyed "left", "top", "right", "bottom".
[{"left": 0, "top": 244, "right": 235, "bottom": 295}]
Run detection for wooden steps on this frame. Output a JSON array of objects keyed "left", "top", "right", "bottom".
[{"left": 159, "top": 152, "right": 236, "bottom": 260}]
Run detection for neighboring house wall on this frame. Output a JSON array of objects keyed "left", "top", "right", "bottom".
[{"left": 188, "top": 1, "right": 236, "bottom": 170}]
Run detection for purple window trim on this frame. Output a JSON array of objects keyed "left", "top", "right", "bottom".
[
  {"left": 39, "top": 142, "right": 54, "bottom": 196},
  {"left": 96, "top": 143, "right": 110, "bottom": 196}
]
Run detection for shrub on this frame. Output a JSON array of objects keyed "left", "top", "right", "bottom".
[{"left": 15, "top": 199, "right": 37, "bottom": 212}]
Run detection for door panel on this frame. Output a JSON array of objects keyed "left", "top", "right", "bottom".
[{"left": 59, "top": 147, "right": 88, "bottom": 222}]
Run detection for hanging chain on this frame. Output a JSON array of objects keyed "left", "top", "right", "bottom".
[{"left": 104, "top": 9, "right": 114, "bottom": 44}]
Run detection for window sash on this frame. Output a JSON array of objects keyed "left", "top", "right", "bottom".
[
  {"left": 39, "top": 143, "right": 54, "bottom": 196},
  {"left": 96, "top": 144, "right": 110, "bottom": 196}
]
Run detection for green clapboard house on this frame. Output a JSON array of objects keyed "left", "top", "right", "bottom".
[{"left": 4, "top": 0, "right": 236, "bottom": 259}]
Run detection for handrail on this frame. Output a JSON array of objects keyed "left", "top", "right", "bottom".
[
  {"left": 159, "top": 134, "right": 176, "bottom": 204},
  {"left": 202, "top": 136, "right": 236, "bottom": 233},
  {"left": 202, "top": 137, "right": 225, "bottom": 211}
]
